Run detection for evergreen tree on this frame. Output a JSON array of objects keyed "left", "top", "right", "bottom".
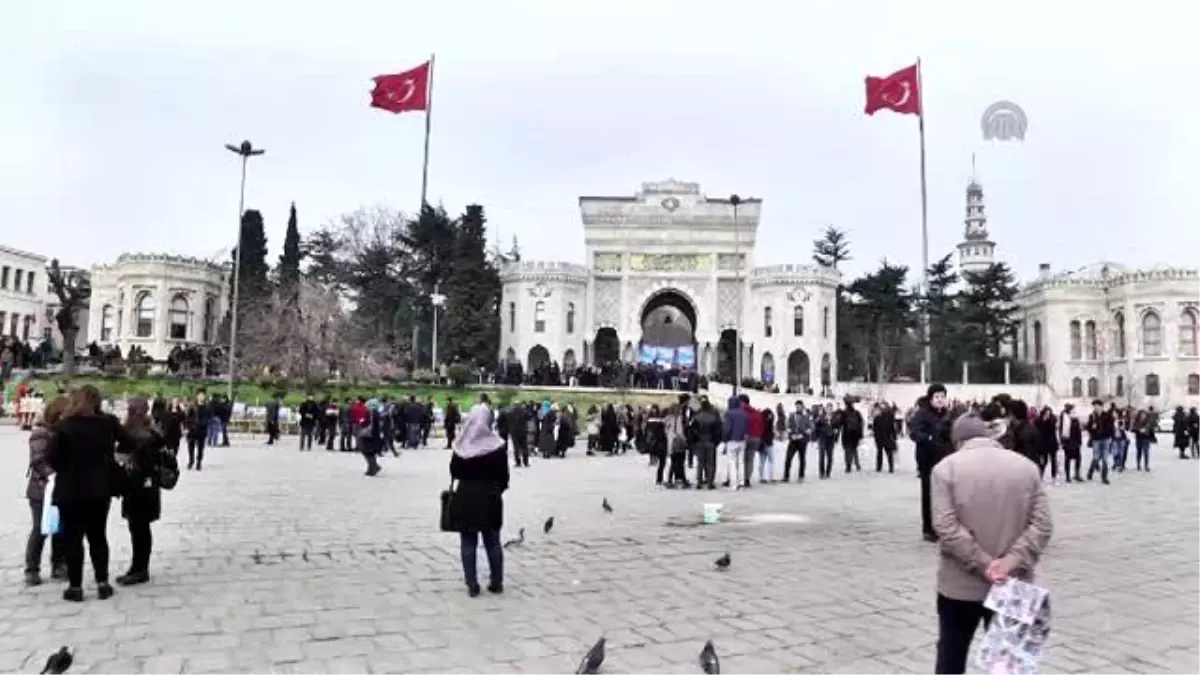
[
  {"left": 402, "top": 204, "right": 458, "bottom": 365},
  {"left": 442, "top": 205, "right": 502, "bottom": 368},
  {"left": 302, "top": 228, "right": 346, "bottom": 292},
  {"left": 918, "top": 254, "right": 961, "bottom": 382},
  {"left": 959, "top": 263, "right": 1020, "bottom": 381},
  {"left": 812, "top": 225, "right": 851, "bottom": 269},
  {"left": 844, "top": 261, "right": 917, "bottom": 382},
  {"left": 277, "top": 202, "right": 303, "bottom": 290},
  {"left": 231, "top": 209, "right": 271, "bottom": 312}
]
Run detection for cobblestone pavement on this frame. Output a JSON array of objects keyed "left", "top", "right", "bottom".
[{"left": 1, "top": 427, "right": 1197, "bottom": 674}]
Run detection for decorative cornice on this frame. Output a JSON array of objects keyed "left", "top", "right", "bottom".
[
  {"left": 749, "top": 264, "right": 841, "bottom": 289},
  {"left": 1019, "top": 264, "right": 1199, "bottom": 298},
  {"left": 94, "top": 252, "right": 229, "bottom": 274},
  {"left": 500, "top": 260, "right": 589, "bottom": 285}
]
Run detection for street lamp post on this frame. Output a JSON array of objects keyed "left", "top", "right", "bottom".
[
  {"left": 223, "top": 140, "right": 265, "bottom": 403},
  {"left": 430, "top": 283, "right": 446, "bottom": 370},
  {"left": 730, "top": 194, "right": 742, "bottom": 397}
]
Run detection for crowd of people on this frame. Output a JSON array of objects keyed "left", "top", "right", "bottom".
[{"left": 497, "top": 358, "right": 705, "bottom": 392}]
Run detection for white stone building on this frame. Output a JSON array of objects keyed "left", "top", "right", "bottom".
[
  {"left": 1015, "top": 263, "right": 1200, "bottom": 409},
  {"left": 87, "top": 253, "right": 230, "bottom": 361},
  {"left": 0, "top": 245, "right": 48, "bottom": 344},
  {"left": 499, "top": 180, "right": 840, "bottom": 393}
]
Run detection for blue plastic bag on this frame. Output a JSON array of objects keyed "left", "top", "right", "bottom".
[{"left": 41, "top": 475, "right": 60, "bottom": 536}]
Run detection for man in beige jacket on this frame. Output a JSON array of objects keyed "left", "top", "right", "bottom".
[{"left": 931, "top": 414, "right": 1053, "bottom": 674}]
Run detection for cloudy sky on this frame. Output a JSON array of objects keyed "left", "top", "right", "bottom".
[{"left": 3, "top": 1, "right": 1197, "bottom": 282}]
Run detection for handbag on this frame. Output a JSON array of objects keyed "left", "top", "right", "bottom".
[
  {"left": 41, "top": 475, "right": 60, "bottom": 535},
  {"left": 158, "top": 449, "right": 180, "bottom": 490},
  {"left": 439, "top": 480, "right": 457, "bottom": 532}
]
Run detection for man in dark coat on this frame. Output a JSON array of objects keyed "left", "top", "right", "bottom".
[
  {"left": 297, "top": 394, "right": 319, "bottom": 451},
  {"left": 507, "top": 402, "right": 530, "bottom": 467},
  {"left": 444, "top": 398, "right": 462, "bottom": 449},
  {"left": 872, "top": 404, "right": 898, "bottom": 473},
  {"left": 912, "top": 383, "right": 952, "bottom": 542},
  {"left": 264, "top": 395, "right": 281, "bottom": 445}
]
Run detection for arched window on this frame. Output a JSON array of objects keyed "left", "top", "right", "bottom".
[
  {"left": 508, "top": 302, "right": 516, "bottom": 333},
  {"left": 1144, "top": 373, "right": 1160, "bottom": 396},
  {"left": 763, "top": 306, "right": 773, "bottom": 338},
  {"left": 135, "top": 292, "right": 155, "bottom": 338},
  {"left": 202, "top": 297, "right": 215, "bottom": 343},
  {"left": 566, "top": 302, "right": 576, "bottom": 335},
  {"left": 1189, "top": 373, "right": 1200, "bottom": 395},
  {"left": 1068, "top": 321, "right": 1082, "bottom": 360},
  {"left": 533, "top": 301, "right": 546, "bottom": 333},
  {"left": 1115, "top": 375, "right": 1125, "bottom": 397},
  {"left": 1086, "top": 376, "right": 1099, "bottom": 398},
  {"left": 823, "top": 306, "right": 830, "bottom": 338},
  {"left": 1179, "top": 308, "right": 1198, "bottom": 357},
  {"left": 169, "top": 295, "right": 189, "bottom": 340},
  {"left": 793, "top": 306, "right": 804, "bottom": 337},
  {"left": 1033, "top": 321, "right": 1043, "bottom": 362},
  {"left": 1070, "top": 377, "right": 1083, "bottom": 397},
  {"left": 1084, "top": 320, "right": 1097, "bottom": 360},
  {"left": 1112, "top": 312, "right": 1126, "bottom": 358},
  {"left": 1141, "top": 312, "right": 1163, "bottom": 357},
  {"left": 100, "top": 304, "right": 115, "bottom": 342}
]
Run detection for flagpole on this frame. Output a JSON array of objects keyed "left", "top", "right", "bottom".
[
  {"left": 917, "top": 57, "right": 932, "bottom": 376},
  {"left": 420, "top": 53, "right": 435, "bottom": 208}
]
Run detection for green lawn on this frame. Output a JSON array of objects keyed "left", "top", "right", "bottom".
[{"left": 19, "top": 374, "right": 680, "bottom": 410}]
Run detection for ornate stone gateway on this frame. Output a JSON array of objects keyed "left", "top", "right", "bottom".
[{"left": 498, "top": 180, "right": 839, "bottom": 383}]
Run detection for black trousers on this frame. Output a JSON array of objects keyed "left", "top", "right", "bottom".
[
  {"left": 654, "top": 451, "right": 668, "bottom": 483},
  {"left": 668, "top": 452, "right": 688, "bottom": 485},
  {"left": 187, "top": 435, "right": 206, "bottom": 468},
  {"left": 694, "top": 443, "right": 717, "bottom": 486},
  {"left": 446, "top": 426, "right": 457, "bottom": 449},
  {"left": 220, "top": 420, "right": 230, "bottom": 446},
  {"left": 25, "top": 499, "right": 64, "bottom": 575},
  {"left": 340, "top": 424, "right": 354, "bottom": 451},
  {"left": 843, "top": 439, "right": 861, "bottom": 472},
  {"left": 935, "top": 594, "right": 993, "bottom": 674},
  {"left": 875, "top": 441, "right": 895, "bottom": 472},
  {"left": 361, "top": 446, "right": 380, "bottom": 473},
  {"left": 326, "top": 424, "right": 337, "bottom": 450},
  {"left": 919, "top": 470, "right": 935, "bottom": 537},
  {"left": 299, "top": 426, "right": 314, "bottom": 450},
  {"left": 1037, "top": 451, "right": 1058, "bottom": 479},
  {"left": 59, "top": 499, "right": 111, "bottom": 588},
  {"left": 1136, "top": 437, "right": 1151, "bottom": 469},
  {"left": 127, "top": 518, "right": 153, "bottom": 574},
  {"left": 266, "top": 421, "right": 279, "bottom": 444},
  {"left": 783, "top": 438, "right": 808, "bottom": 480},
  {"left": 818, "top": 440, "right": 835, "bottom": 478},
  {"left": 1063, "top": 450, "right": 1082, "bottom": 480},
  {"left": 512, "top": 435, "right": 530, "bottom": 467}
]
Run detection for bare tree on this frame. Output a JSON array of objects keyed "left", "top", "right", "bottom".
[
  {"left": 47, "top": 259, "right": 91, "bottom": 376},
  {"left": 235, "top": 280, "right": 360, "bottom": 382}
]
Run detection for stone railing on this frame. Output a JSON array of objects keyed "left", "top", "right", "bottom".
[
  {"left": 1021, "top": 265, "right": 1198, "bottom": 294},
  {"left": 749, "top": 264, "right": 841, "bottom": 287},
  {"left": 500, "top": 260, "right": 590, "bottom": 283},
  {"left": 98, "top": 253, "right": 229, "bottom": 273}
]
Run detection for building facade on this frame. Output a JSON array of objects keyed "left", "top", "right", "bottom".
[
  {"left": 1016, "top": 263, "right": 1200, "bottom": 408},
  {"left": 87, "top": 253, "right": 230, "bottom": 361},
  {"left": 0, "top": 245, "right": 48, "bottom": 345},
  {"left": 499, "top": 180, "right": 841, "bottom": 392}
]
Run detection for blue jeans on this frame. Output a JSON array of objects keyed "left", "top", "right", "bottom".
[
  {"left": 1089, "top": 438, "right": 1111, "bottom": 481},
  {"left": 459, "top": 530, "right": 503, "bottom": 590},
  {"left": 1112, "top": 438, "right": 1129, "bottom": 469},
  {"left": 206, "top": 418, "right": 221, "bottom": 446}
]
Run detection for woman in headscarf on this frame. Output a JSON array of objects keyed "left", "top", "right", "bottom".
[
  {"left": 645, "top": 405, "right": 667, "bottom": 482},
  {"left": 537, "top": 402, "right": 558, "bottom": 459},
  {"left": 599, "top": 403, "right": 620, "bottom": 456},
  {"left": 115, "top": 397, "right": 177, "bottom": 586},
  {"left": 449, "top": 403, "right": 510, "bottom": 597}
]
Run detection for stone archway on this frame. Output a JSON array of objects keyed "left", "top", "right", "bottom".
[
  {"left": 760, "top": 352, "right": 776, "bottom": 386},
  {"left": 593, "top": 327, "right": 620, "bottom": 364},
  {"left": 528, "top": 345, "right": 550, "bottom": 372},
  {"left": 563, "top": 349, "right": 577, "bottom": 372},
  {"left": 787, "top": 349, "right": 811, "bottom": 393},
  {"left": 639, "top": 289, "right": 698, "bottom": 349}
]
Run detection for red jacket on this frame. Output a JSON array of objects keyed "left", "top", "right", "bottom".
[
  {"left": 745, "top": 405, "right": 764, "bottom": 438},
  {"left": 349, "top": 401, "right": 369, "bottom": 427}
]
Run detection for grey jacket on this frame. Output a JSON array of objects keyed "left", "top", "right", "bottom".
[
  {"left": 931, "top": 436, "right": 1053, "bottom": 601},
  {"left": 787, "top": 411, "right": 813, "bottom": 439}
]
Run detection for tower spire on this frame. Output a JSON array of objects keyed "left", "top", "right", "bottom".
[{"left": 956, "top": 162, "right": 995, "bottom": 276}]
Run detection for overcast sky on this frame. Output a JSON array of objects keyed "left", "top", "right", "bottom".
[{"left": 3, "top": 1, "right": 1197, "bottom": 282}]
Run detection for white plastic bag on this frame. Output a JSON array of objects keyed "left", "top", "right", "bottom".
[{"left": 40, "top": 474, "right": 60, "bottom": 536}]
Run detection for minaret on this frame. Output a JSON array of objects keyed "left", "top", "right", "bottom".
[{"left": 956, "top": 155, "right": 995, "bottom": 276}]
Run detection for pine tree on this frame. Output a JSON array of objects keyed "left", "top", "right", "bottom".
[
  {"left": 442, "top": 205, "right": 502, "bottom": 368},
  {"left": 402, "top": 204, "right": 458, "bottom": 365},
  {"left": 960, "top": 263, "right": 1020, "bottom": 380},
  {"left": 812, "top": 226, "right": 851, "bottom": 269},
  {"left": 231, "top": 209, "right": 270, "bottom": 308},
  {"left": 845, "top": 261, "right": 917, "bottom": 382},
  {"left": 278, "top": 202, "right": 302, "bottom": 290},
  {"left": 918, "top": 254, "right": 961, "bottom": 382}
]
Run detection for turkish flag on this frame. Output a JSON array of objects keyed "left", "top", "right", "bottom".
[
  {"left": 370, "top": 61, "right": 431, "bottom": 114},
  {"left": 864, "top": 64, "right": 921, "bottom": 116}
]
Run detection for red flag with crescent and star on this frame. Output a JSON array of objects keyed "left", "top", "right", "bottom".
[
  {"left": 864, "top": 64, "right": 921, "bottom": 116},
  {"left": 370, "top": 61, "right": 431, "bottom": 114}
]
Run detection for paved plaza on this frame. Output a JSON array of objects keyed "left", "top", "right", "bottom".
[{"left": 1, "top": 426, "right": 1197, "bottom": 674}]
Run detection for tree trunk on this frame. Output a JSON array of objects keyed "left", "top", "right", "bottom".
[{"left": 61, "top": 328, "right": 78, "bottom": 376}]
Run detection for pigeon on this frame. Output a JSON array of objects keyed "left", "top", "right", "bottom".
[
  {"left": 503, "top": 527, "right": 526, "bottom": 549},
  {"left": 575, "top": 636, "right": 606, "bottom": 674},
  {"left": 714, "top": 553, "right": 731, "bottom": 571},
  {"left": 41, "top": 647, "right": 72, "bottom": 674},
  {"left": 544, "top": 517, "right": 555, "bottom": 534},
  {"left": 602, "top": 498, "right": 613, "bottom": 514},
  {"left": 699, "top": 640, "right": 719, "bottom": 674}
]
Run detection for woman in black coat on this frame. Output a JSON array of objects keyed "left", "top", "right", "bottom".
[
  {"left": 49, "top": 385, "right": 130, "bottom": 602},
  {"left": 1035, "top": 406, "right": 1059, "bottom": 481},
  {"left": 449, "top": 404, "right": 510, "bottom": 597},
  {"left": 599, "top": 404, "right": 620, "bottom": 455},
  {"left": 115, "top": 397, "right": 176, "bottom": 585}
]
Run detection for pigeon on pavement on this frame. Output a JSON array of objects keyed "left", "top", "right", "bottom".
[
  {"left": 41, "top": 647, "right": 72, "bottom": 674},
  {"left": 544, "top": 517, "right": 555, "bottom": 534},
  {"left": 503, "top": 527, "right": 526, "bottom": 548},
  {"left": 575, "top": 636, "right": 606, "bottom": 674},
  {"left": 700, "top": 640, "right": 720, "bottom": 674},
  {"left": 602, "top": 498, "right": 613, "bottom": 514},
  {"left": 714, "top": 553, "right": 731, "bottom": 571}
]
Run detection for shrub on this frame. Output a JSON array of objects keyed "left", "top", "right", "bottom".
[{"left": 445, "top": 363, "right": 473, "bottom": 387}]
